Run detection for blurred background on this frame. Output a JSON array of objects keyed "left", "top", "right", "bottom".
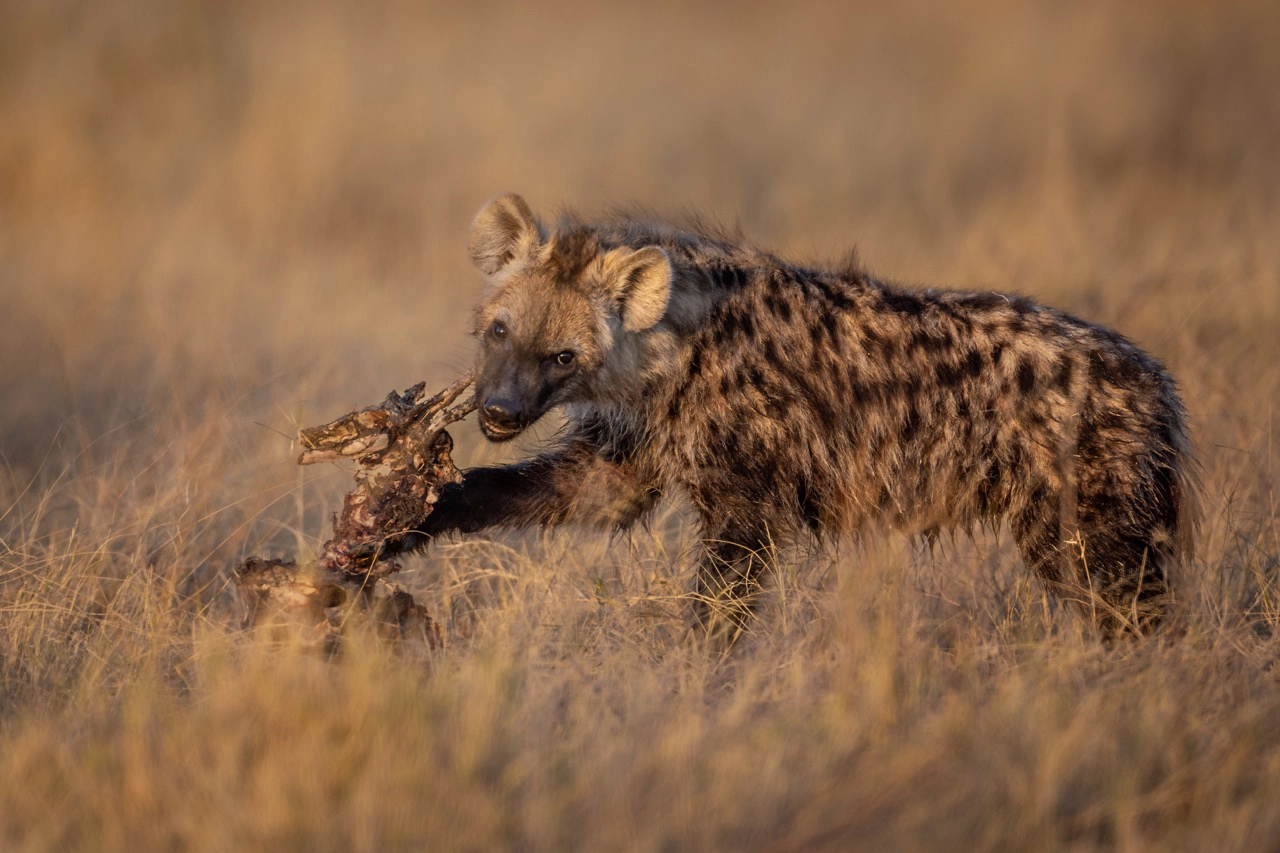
[{"left": 3, "top": 2, "right": 1280, "bottom": 848}]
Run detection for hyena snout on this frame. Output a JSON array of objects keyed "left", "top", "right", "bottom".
[
  {"left": 477, "top": 351, "right": 570, "bottom": 442},
  {"left": 476, "top": 373, "right": 549, "bottom": 441},
  {"left": 479, "top": 394, "right": 524, "bottom": 440}
]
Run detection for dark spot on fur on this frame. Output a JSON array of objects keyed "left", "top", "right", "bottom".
[
  {"left": 1017, "top": 357, "right": 1037, "bottom": 394},
  {"left": 901, "top": 403, "right": 920, "bottom": 441},
  {"left": 1087, "top": 352, "right": 1108, "bottom": 384},
  {"left": 812, "top": 277, "right": 855, "bottom": 311},
  {"left": 1110, "top": 352, "right": 1145, "bottom": 385},
  {"left": 913, "top": 322, "right": 956, "bottom": 353},
  {"left": 749, "top": 434, "right": 770, "bottom": 463},
  {"left": 911, "top": 330, "right": 938, "bottom": 353},
  {"left": 822, "top": 311, "right": 840, "bottom": 342},
  {"left": 811, "top": 397, "right": 839, "bottom": 431},
  {"left": 689, "top": 345, "right": 704, "bottom": 377},
  {"left": 881, "top": 291, "right": 924, "bottom": 317},
  {"left": 937, "top": 301, "right": 975, "bottom": 331},
  {"left": 763, "top": 339, "right": 782, "bottom": 367},
  {"left": 1055, "top": 354, "right": 1074, "bottom": 392},
  {"left": 719, "top": 310, "right": 740, "bottom": 337},
  {"left": 935, "top": 359, "right": 963, "bottom": 388},
  {"left": 716, "top": 266, "right": 746, "bottom": 289},
  {"left": 772, "top": 295, "right": 793, "bottom": 323}
]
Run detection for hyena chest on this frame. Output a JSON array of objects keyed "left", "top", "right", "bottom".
[{"left": 653, "top": 360, "right": 866, "bottom": 535}]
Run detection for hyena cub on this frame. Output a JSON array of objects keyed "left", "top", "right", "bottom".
[{"left": 401, "top": 194, "right": 1196, "bottom": 637}]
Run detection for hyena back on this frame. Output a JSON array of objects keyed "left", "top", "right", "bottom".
[{"left": 408, "top": 194, "right": 1196, "bottom": 637}]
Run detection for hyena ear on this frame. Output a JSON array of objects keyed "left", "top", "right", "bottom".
[
  {"left": 602, "top": 246, "right": 673, "bottom": 332},
  {"left": 468, "top": 193, "right": 542, "bottom": 276}
]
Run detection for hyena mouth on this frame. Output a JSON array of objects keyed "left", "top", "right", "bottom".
[{"left": 478, "top": 417, "right": 525, "bottom": 442}]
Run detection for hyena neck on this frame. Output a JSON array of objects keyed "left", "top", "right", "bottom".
[
  {"left": 578, "top": 226, "right": 867, "bottom": 449},
  {"left": 563, "top": 401, "right": 649, "bottom": 457}
]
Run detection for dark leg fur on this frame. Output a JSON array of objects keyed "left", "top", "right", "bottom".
[
  {"left": 690, "top": 527, "right": 773, "bottom": 640},
  {"left": 386, "top": 441, "right": 658, "bottom": 555},
  {"left": 1014, "top": 495, "right": 1172, "bottom": 638},
  {"left": 1073, "top": 489, "right": 1174, "bottom": 637}
]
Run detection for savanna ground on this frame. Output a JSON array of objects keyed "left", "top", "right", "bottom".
[{"left": 2, "top": 1, "right": 1279, "bottom": 849}]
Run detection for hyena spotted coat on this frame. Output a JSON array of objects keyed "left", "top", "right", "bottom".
[{"left": 400, "top": 194, "right": 1196, "bottom": 636}]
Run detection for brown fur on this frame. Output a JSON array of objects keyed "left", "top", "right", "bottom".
[{"left": 409, "top": 194, "right": 1198, "bottom": 638}]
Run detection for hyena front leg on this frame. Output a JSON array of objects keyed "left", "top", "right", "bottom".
[
  {"left": 690, "top": 526, "right": 775, "bottom": 639},
  {"left": 389, "top": 440, "right": 658, "bottom": 553}
]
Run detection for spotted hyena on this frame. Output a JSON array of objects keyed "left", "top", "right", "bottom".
[{"left": 397, "top": 193, "right": 1196, "bottom": 637}]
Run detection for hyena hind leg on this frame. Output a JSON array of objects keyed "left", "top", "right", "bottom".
[{"left": 1013, "top": 502, "right": 1172, "bottom": 638}]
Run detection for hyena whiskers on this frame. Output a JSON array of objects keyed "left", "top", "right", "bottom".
[{"left": 392, "top": 193, "right": 1196, "bottom": 639}]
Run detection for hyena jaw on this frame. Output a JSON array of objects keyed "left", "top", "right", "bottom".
[{"left": 405, "top": 193, "right": 1197, "bottom": 640}]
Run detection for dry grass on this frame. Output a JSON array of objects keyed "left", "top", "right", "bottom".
[{"left": 2, "top": 0, "right": 1280, "bottom": 849}]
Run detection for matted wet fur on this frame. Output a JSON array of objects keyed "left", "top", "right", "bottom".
[{"left": 400, "top": 194, "right": 1197, "bottom": 638}]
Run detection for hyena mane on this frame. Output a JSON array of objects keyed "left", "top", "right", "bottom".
[{"left": 403, "top": 193, "right": 1197, "bottom": 638}]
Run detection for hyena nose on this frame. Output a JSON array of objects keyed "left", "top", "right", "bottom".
[{"left": 481, "top": 398, "right": 521, "bottom": 430}]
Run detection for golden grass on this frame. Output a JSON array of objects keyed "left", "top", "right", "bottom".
[{"left": 2, "top": 0, "right": 1280, "bottom": 848}]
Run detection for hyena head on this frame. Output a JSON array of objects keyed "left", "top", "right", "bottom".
[{"left": 467, "top": 194, "right": 673, "bottom": 442}]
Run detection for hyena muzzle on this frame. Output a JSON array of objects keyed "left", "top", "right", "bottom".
[{"left": 393, "top": 194, "right": 1196, "bottom": 638}]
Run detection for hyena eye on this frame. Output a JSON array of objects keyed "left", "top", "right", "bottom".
[
  {"left": 555, "top": 351, "right": 575, "bottom": 367},
  {"left": 490, "top": 321, "right": 507, "bottom": 340}
]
